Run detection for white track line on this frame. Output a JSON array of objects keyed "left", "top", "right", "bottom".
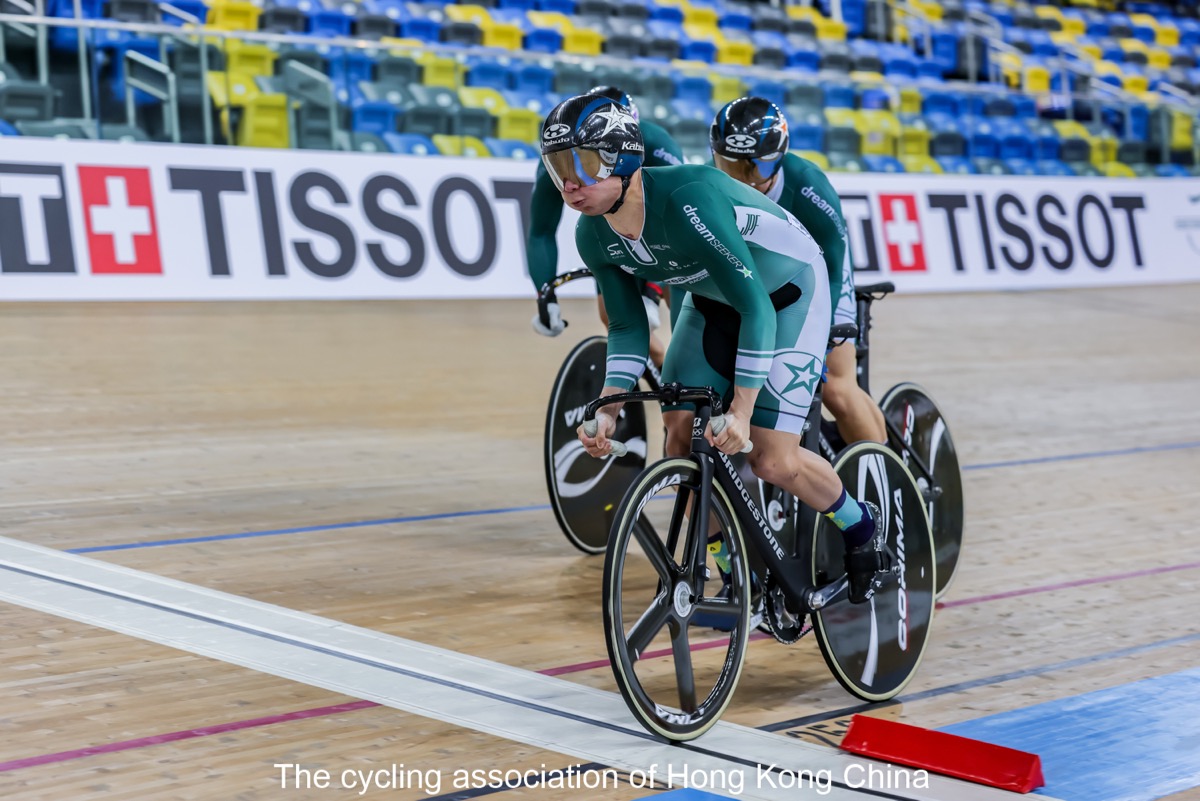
[{"left": 0, "top": 536, "right": 1054, "bottom": 801}]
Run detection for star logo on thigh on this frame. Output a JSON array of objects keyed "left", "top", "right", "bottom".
[{"left": 765, "top": 350, "right": 823, "bottom": 411}]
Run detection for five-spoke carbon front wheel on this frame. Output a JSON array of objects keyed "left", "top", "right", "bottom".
[{"left": 602, "top": 458, "right": 751, "bottom": 740}]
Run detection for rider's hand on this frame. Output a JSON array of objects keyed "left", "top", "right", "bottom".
[
  {"left": 707, "top": 409, "right": 751, "bottom": 455},
  {"left": 532, "top": 301, "right": 566, "bottom": 337},
  {"left": 578, "top": 410, "right": 617, "bottom": 458},
  {"left": 641, "top": 282, "right": 664, "bottom": 331}
]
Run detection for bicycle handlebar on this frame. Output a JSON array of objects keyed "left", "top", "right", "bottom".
[
  {"left": 536, "top": 269, "right": 594, "bottom": 330},
  {"left": 581, "top": 384, "right": 752, "bottom": 458}
]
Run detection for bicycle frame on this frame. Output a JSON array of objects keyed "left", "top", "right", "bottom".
[{"left": 585, "top": 385, "right": 846, "bottom": 616}]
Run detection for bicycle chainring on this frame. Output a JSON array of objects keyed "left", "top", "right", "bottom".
[{"left": 762, "top": 574, "right": 810, "bottom": 644}]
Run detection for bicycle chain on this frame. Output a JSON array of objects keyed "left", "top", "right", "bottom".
[{"left": 761, "top": 574, "right": 811, "bottom": 645}]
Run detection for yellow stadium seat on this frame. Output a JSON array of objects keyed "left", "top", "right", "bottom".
[
  {"left": 785, "top": 6, "right": 823, "bottom": 21},
  {"left": 912, "top": 0, "right": 943, "bottom": 22},
  {"left": 416, "top": 54, "right": 466, "bottom": 88},
  {"left": 433, "top": 134, "right": 462, "bottom": 156},
  {"left": 895, "top": 21, "right": 910, "bottom": 44},
  {"left": 433, "top": 135, "right": 492, "bottom": 157},
  {"left": 797, "top": 150, "right": 829, "bottom": 170},
  {"left": 1060, "top": 15, "right": 1087, "bottom": 37},
  {"left": 900, "top": 155, "right": 943, "bottom": 173},
  {"left": 1163, "top": 108, "right": 1193, "bottom": 151},
  {"left": 237, "top": 93, "right": 289, "bottom": 148},
  {"left": 824, "top": 107, "right": 858, "bottom": 128},
  {"left": 207, "top": 0, "right": 259, "bottom": 31},
  {"left": 563, "top": 28, "right": 604, "bottom": 55},
  {"left": 526, "top": 10, "right": 573, "bottom": 33},
  {"left": 997, "top": 51, "right": 1023, "bottom": 88},
  {"left": 1122, "top": 74, "right": 1149, "bottom": 94},
  {"left": 224, "top": 41, "right": 276, "bottom": 78},
  {"left": 683, "top": 4, "right": 719, "bottom": 27},
  {"left": 709, "top": 73, "right": 745, "bottom": 105},
  {"left": 1024, "top": 63, "right": 1050, "bottom": 93},
  {"left": 496, "top": 108, "right": 541, "bottom": 142},
  {"left": 444, "top": 4, "right": 491, "bottom": 25},
  {"left": 858, "top": 109, "right": 900, "bottom": 156},
  {"left": 1089, "top": 133, "right": 1118, "bottom": 166},
  {"left": 1156, "top": 24, "right": 1180, "bottom": 47},
  {"left": 816, "top": 17, "right": 847, "bottom": 41},
  {"left": 1101, "top": 161, "right": 1136, "bottom": 177},
  {"left": 444, "top": 7, "right": 523, "bottom": 50},
  {"left": 1077, "top": 42, "right": 1103, "bottom": 60},
  {"left": 1147, "top": 48, "right": 1171, "bottom": 71},
  {"left": 899, "top": 86, "right": 923, "bottom": 115},
  {"left": 483, "top": 22, "right": 523, "bottom": 49},
  {"left": 1053, "top": 120, "right": 1090, "bottom": 140},
  {"left": 458, "top": 87, "right": 509, "bottom": 115},
  {"left": 849, "top": 70, "right": 885, "bottom": 84},
  {"left": 1034, "top": 6, "right": 1065, "bottom": 25},
  {"left": 899, "top": 123, "right": 931, "bottom": 157},
  {"left": 1119, "top": 38, "right": 1149, "bottom": 56},
  {"left": 716, "top": 40, "right": 754, "bottom": 65},
  {"left": 1093, "top": 60, "right": 1124, "bottom": 79},
  {"left": 1050, "top": 31, "right": 1078, "bottom": 47}
]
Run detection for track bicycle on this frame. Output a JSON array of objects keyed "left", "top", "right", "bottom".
[{"left": 584, "top": 336, "right": 937, "bottom": 741}]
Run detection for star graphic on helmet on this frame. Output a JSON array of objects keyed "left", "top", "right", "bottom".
[
  {"left": 595, "top": 106, "right": 636, "bottom": 136},
  {"left": 738, "top": 266, "right": 753, "bottom": 278}
]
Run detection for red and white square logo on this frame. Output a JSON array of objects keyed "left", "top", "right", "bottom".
[
  {"left": 78, "top": 166, "right": 162, "bottom": 275},
  {"left": 878, "top": 193, "right": 926, "bottom": 273}
]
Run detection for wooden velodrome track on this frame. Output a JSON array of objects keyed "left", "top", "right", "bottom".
[{"left": 1, "top": 284, "right": 1198, "bottom": 801}]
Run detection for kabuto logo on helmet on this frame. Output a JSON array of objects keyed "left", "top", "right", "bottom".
[
  {"left": 543, "top": 123, "right": 571, "bottom": 140},
  {"left": 725, "top": 133, "right": 757, "bottom": 150}
]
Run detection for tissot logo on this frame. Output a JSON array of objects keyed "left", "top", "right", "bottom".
[
  {"left": 79, "top": 166, "right": 162, "bottom": 274},
  {"left": 0, "top": 163, "right": 75, "bottom": 273},
  {"left": 878, "top": 194, "right": 926, "bottom": 273}
]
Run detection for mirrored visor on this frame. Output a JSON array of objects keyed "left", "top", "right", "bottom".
[
  {"left": 542, "top": 147, "right": 609, "bottom": 191},
  {"left": 714, "top": 152, "right": 783, "bottom": 187}
]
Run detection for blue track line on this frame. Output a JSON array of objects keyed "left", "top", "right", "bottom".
[{"left": 67, "top": 439, "right": 1200, "bottom": 555}]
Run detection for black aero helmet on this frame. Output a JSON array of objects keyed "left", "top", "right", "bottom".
[
  {"left": 710, "top": 96, "right": 790, "bottom": 186},
  {"left": 540, "top": 92, "right": 644, "bottom": 200},
  {"left": 588, "top": 84, "right": 640, "bottom": 122}
]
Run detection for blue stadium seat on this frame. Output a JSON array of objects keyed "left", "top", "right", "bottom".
[
  {"left": 503, "top": 90, "right": 558, "bottom": 116},
  {"left": 1036, "top": 159, "right": 1075, "bottom": 176},
  {"left": 382, "top": 132, "right": 440, "bottom": 155},
  {"left": 671, "top": 98, "right": 711, "bottom": 122},
  {"left": 994, "top": 118, "right": 1033, "bottom": 160},
  {"left": 786, "top": 45, "right": 821, "bottom": 73},
  {"left": 863, "top": 155, "right": 905, "bottom": 173},
  {"left": 822, "top": 83, "right": 856, "bottom": 109},
  {"left": 535, "top": 0, "right": 575, "bottom": 13},
  {"left": 511, "top": 63, "right": 555, "bottom": 95},
  {"left": 353, "top": 102, "right": 398, "bottom": 136},
  {"left": 484, "top": 137, "right": 540, "bottom": 158},
  {"left": 936, "top": 156, "right": 976, "bottom": 174},
  {"left": 466, "top": 58, "right": 511, "bottom": 90},
  {"left": 1003, "top": 158, "right": 1038, "bottom": 175},
  {"left": 673, "top": 74, "right": 712, "bottom": 105},
  {"left": 923, "top": 91, "right": 959, "bottom": 117},
  {"left": 0, "top": 119, "right": 20, "bottom": 136},
  {"left": 746, "top": 80, "right": 787, "bottom": 108},
  {"left": 964, "top": 118, "right": 1000, "bottom": 159},
  {"left": 1155, "top": 163, "right": 1192, "bottom": 177}
]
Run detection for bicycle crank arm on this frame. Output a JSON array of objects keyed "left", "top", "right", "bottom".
[{"left": 806, "top": 577, "right": 848, "bottom": 610}]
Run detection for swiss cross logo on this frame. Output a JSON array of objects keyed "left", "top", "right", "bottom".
[
  {"left": 878, "top": 194, "right": 926, "bottom": 273},
  {"left": 78, "top": 166, "right": 162, "bottom": 275}
]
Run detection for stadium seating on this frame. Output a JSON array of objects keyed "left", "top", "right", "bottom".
[{"left": 2, "top": 0, "right": 1196, "bottom": 174}]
